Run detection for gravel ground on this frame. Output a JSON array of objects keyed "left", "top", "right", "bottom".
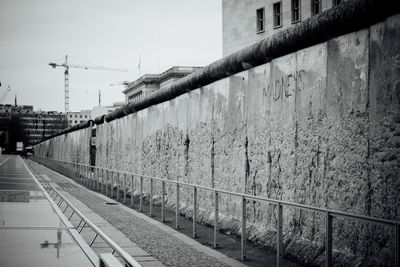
[{"left": 27, "top": 159, "right": 229, "bottom": 267}]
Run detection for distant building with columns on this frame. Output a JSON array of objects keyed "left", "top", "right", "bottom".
[{"left": 122, "top": 66, "right": 203, "bottom": 103}]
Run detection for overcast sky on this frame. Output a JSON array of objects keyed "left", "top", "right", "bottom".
[{"left": 0, "top": 0, "right": 222, "bottom": 112}]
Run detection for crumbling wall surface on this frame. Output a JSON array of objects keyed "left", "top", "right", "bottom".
[
  {"left": 65, "top": 15, "right": 400, "bottom": 266},
  {"left": 34, "top": 127, "right": 90, "bottom": 165}
]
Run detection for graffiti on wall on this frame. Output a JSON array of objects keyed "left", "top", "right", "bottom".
[{"left": 264, "top": 69, "right": 306, "bottom": 101}]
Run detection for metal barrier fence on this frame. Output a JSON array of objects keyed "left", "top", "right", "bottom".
[
  {"left": 36, "top": 174, "right": 142, "bottom": 267},
  {"left": 32, "top": 156, "right": 400, "bottom": 267}
]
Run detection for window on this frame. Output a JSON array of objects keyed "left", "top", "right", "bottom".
[
  {"left": 75, "top": 115, "right": 77, "bottom": 118},
  {"left": 273, "top": 2, "right": 282, "bottom": 28},
  {"left": 75, "top": 120, "right": 77, "bottom": 123},
  {"left": 333, "top": 0, "right": 341, "bottom": 6},
  {"left": 311, "top": 0, "right": 321, "bottom": 15},
  {"left": 256, "top": 8, "right": 265, "bottom": 33},
  {"left": 292, "top": 0, "right": 301, "bottom": 23},
  {"left": 85, "top": 115, "right": 87, "bottom": 118}
]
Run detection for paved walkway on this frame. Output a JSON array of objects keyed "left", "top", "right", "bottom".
[{"left": 27, "top": 159, "right": 245, "bottom": 267}]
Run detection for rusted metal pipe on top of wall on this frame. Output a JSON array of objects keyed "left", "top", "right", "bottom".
[
  {"left": 103, "top": 0, "right": 400, "bottom": 123},
  {"left": 34, "top": 0, "right": 400, "bottom": 142}
]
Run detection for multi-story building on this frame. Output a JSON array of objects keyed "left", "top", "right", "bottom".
[
  {"left": 122, "top": 66, "right": 203, "bottom": 103},
  {"left": 222, "top": 0, "right": 345, "bottom": 56},
  {"left": 67, "top": 110, "right": 91, "bottom": 127},
  {"left": 20, "top": 111, "right": 67, "bottom": 145},
  {"left": 68, "top": 102, "right": 125, "bottom": 125},
  {"left": 0, "top": 104, "right": 68, "bottom": 150}
]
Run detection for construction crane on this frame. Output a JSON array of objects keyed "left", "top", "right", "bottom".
[
  {"left": 49, "top": 55, "right": 128, "bottom": 113},
  {"left": 0, "top": 85, "right": 11, "bottom": 104}
]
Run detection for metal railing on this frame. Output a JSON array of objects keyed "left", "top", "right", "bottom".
[
  {"left": 36, "top": 174, "right": 142, "bottom": 267},
  {"left": 32, "top": 156, "right": 400, "bottom": 267}
]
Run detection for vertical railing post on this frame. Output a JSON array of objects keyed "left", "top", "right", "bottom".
[
  {"left": 396, "top": 222, "right": 400, "bottom": 267},
  {"left": 214, "top": 191, "right": 219, "bottom": 248},
  {"left": 116, "top": 172, "right": 120, "bottom": 201},
  {"left": 176, "top": 183, "right": 179, "bottom": 229},
  {"left": 91, "top": 167, "right": 93, "bottom": 189},
  {"left": 85, "top": 165, "right": 88, "bottom": 187},
  {"left": 150, "top": 178, "right": 153, "bottom": 217},
  {"left": 110, "top": 171, "right": 114, "bottom": 199},
  {"left": 241, "top": 196, "right": 246, "bottom": 261},
  {"left": 193, "top": 186, "right": 197, "bottom": 238},
  {"left": 95, "top": 168, "right": 97, "bottom": 191},
  {"left": 82, "top": 165, "right": 85, "bottom": 186},
  {"left": 105, "top": 170, "right": 109, "bottom": 196},
  {"left": 80, "top": 165, "right": 83, "bottom": 184},
  {"left": 325, "top": 211, "right": 333, "bottom": 267},
  {"left": 87, "top": 166, "right": 90, "bottom": 188},
  {"left": 87, "top": 166, "right": 90, "bottom": 187},
  {"left": 139, "top": 176, "right": 143, "bottom": 212},
  {"left": 123, "top": 173, "right": 127, "bottom": 205},
  {"left": 101, "top": 169, "right": 104, "bottom": 194},
  {"left": 161, "top": 181, "right": 165, "bottom": 222},
  {"left": 277, "top": 203, "right": 283, "bottom": 267},
  {"left": 131, "top": 175, "right": 134, "bottom": 208},
  {"left": 96, "top": 168, "right": 99, "bottom": 191}
]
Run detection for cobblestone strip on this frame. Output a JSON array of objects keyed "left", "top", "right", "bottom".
[{"left": 28, "top": 160, "right": 231, "bottom": 267}]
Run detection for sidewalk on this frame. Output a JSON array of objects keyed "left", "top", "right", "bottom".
[{"left": 27, "top": 159, "right": 245, "bottom": 267}]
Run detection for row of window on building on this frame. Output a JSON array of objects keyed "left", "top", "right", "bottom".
[
  {"left": 256, "top": 0, "right": 342, "bottom": 32},
  {"left": 69, "top": 114, "right": 88, "bottom": 119},
  {"left": 69, "top": 120, "right": 86, "bottom": 124},
  {"left": 26, "top": 130, "right": 56, "bottom": 135},
  {"left": 24, "top": 125, "right": 65, "bottom": 132}
]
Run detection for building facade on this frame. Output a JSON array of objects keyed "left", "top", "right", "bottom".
[
  {"left": 122, "top": 66, "right": 203, "bottom": 103},
  {"left": 0, "top": 104, "right": 68, "bottom": 150},
  {"left": 222, "top": 0, "right": 346, "bottom": 56},
  {"left": 67, "top": 110, "right": 91, "bottom": 127}
]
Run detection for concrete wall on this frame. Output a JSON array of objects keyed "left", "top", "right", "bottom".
[
  {"left": 95, "top": 15, "right": 399, "bottom": 265},
  {"left": 222, "top": 0, "right": 344, "bottom": 56},
  {"left": 35, "top": 14, "right": 400, "bottom": 265},
  {"left": 34, "top": 126, "right": 91, "bottom": 164}
]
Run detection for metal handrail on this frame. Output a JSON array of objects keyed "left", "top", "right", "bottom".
[
  {"left": 32, "top": 156, "right": 400, "bottom": 267},
  {"left": 41, "top": 179, "right": 142, "bottom": 267}
]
